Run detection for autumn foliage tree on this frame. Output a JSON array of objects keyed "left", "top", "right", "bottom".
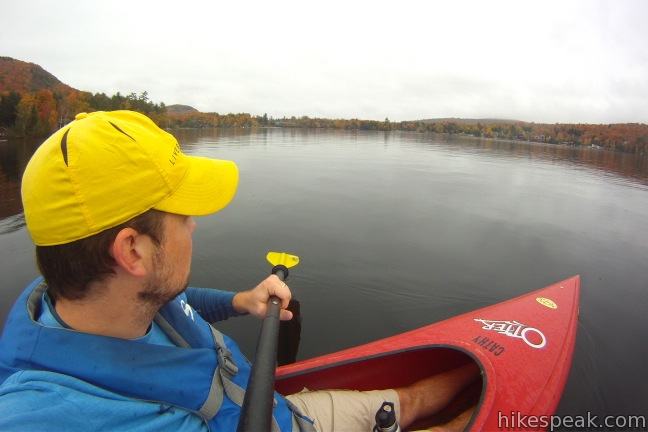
[{"left": 0, "top": 89, "right": 166, "bottom": 136}]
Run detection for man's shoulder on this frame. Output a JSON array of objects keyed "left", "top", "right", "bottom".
[
  {"left": 1, "top": 369, "right": 123, "bottom": 399},
  {"left": 0, "top": 370, "right": 94, "bottom": 431},
  {"left": 0, "top": 370, "right": 206, "bottom": 431}
]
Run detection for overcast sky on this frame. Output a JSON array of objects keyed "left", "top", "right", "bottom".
[{"left": 1, "top": 0, "right": 647, "bottom": 123}]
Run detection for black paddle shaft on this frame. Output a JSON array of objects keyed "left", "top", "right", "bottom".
[{"left": 237, "top": 266, "right": 288, "bottom": 432}]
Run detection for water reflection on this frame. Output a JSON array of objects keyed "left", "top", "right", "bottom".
[
  {"left": 406, "top": 132, "right": 648, "bottom": 186},
  {"left": 180, "top": 129, "right": 648, "bottom": 185},
  {"left": 0, "top": 214, "right": 25, "bottom": 235},
  {"left": 1, "top": 131, "right": 647, "bottom": 229}
]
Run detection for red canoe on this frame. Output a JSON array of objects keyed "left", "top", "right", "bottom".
[{"left": 276, "top": 276, "right": 580, "bottom": 430}]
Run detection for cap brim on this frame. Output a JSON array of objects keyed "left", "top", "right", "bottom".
[{"left": 154, "top": 156, "right": 239, "bottom": 216}]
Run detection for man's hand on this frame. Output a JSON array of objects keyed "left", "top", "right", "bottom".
[{"left": 232, "top": 275, "right": 294, "bottom": 321}]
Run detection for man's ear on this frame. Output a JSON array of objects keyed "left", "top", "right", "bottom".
[{"left": 110, "top": 228, "right": 153, "bottom": 277}]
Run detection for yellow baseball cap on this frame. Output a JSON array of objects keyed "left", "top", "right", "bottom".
[{"left": 21, "top": 110, "right": 239, "bottom": 246}]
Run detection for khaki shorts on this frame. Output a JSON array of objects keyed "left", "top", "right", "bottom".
[{"left": 286, "top": 388, "right": 400, "bottom": 432}]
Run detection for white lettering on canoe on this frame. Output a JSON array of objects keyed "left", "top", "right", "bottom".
[{"left": 474, "top": 319, "right": 546, "bottom": 349}]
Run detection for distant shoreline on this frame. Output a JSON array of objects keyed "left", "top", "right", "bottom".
[
  {"left": 2, "top": 56, "right": 646, "bottom": 155},
  {"left": 164, "top": 124, "right": 643, "bottom": 156}
]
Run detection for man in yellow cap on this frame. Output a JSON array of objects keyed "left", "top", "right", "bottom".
[{"left": 0, "top": 111, "right": 478, "bottom": 431}]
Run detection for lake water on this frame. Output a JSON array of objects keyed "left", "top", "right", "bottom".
[{"left": 1, "top": 128, "right": 647, "bottom": 418}]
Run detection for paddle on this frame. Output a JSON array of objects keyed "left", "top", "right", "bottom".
[{"left": 236, "top": 251, "right": 300, "bottom": 432}]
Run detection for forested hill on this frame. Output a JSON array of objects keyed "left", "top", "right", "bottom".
[
  {"left": 0, "top": 57, "right": 76, "bottom": 94},
  {"left": 0, "top": 57, "right": 165, "bottom": 136},
  {"left": 166, "top": 104, "right": 198, "bottom": 114}
]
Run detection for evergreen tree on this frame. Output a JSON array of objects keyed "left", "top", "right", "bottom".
[{"left": 0, "top": 92, "right": 21, "bottom": 126}]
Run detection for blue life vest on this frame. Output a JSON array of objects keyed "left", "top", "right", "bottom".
[{"left": 0, "top": 277, "right": 315, "bottom": 432}]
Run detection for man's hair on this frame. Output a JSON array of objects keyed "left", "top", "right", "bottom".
[{"left": 35, "top": 209, "right": 166, "bottom": 301}]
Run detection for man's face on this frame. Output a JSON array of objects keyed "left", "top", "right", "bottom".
[{"left": 139, "top": 213, "right": 196, "bottom": 306}]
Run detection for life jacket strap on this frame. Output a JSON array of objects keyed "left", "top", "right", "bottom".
[
  {"left": 208, "top": 325, "right": 282, "bottom": 432},
  {"left": 26, "top": 281, "right": 46, "bottom": 319},
  {"left": 198, "top": 362, "right": 225, "bottom": 420},
  {"left": 210, "top": 326, "right": 239, "bottom": 377},
  {"left": 285, "top": 398, "right": 318, "bottom": 432},
  {"left": 154, "top": 314, "right": 190, "bottom": 348}
]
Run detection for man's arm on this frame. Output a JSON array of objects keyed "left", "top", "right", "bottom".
[
  {"left": 185, "top": 287, "right": 247, "bottom": 323},
  {"left": 186, "top": 275, "right": 294, "bottom": 323}
]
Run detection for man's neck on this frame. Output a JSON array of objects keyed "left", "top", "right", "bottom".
[{"left": 53, "top": 281, "right": 157, "bottom": 339}]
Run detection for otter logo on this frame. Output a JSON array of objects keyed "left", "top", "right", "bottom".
[
  {"left": 180, "top": 300, "right": 195, "bottom": 321},
  {"left": 474, "top": 319, "right": 546, "bottom": 349}
]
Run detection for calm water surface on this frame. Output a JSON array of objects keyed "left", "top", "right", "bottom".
[{"left": 1, "top": 129, "right": 647, "bottom": 418}]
